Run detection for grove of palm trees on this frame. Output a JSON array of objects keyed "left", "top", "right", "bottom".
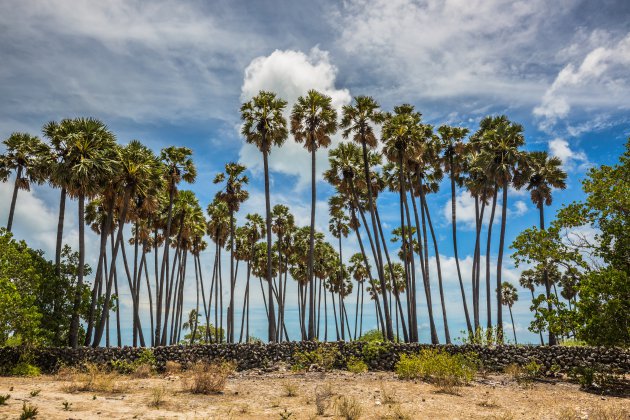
[{"left": 2, "top": 91, "right": 628, "bottom": 354}]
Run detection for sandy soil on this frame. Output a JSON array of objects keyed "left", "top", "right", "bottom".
[{"left": 0, "top": 370, "right": 628, "bottom": 419}]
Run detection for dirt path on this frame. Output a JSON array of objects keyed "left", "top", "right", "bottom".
[{"left": 0, "top": 371, "right": 627, "bottom": 419}]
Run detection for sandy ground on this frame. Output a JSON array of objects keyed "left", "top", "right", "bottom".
[{"left": 0, "top": 370, "right": 628, "bottom": 420}]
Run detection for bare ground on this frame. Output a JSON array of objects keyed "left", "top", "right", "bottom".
[{"left": 0, "top": 370, "right": 628, "bottom": 419}]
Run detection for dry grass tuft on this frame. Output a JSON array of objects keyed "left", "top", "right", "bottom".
[
  {"left": 380, "top": 384, "right": 398, "bottom": 405},
  {"left": 164, "top": 361, "right": 182, "bottom": 375},
  {"left": 61, "top": 363, "right": 128, "bottom": 394},
  {"left": 148, "top": 386, "right": 166, "bottom": 409},
  {"left": 131, "top": 363, "right": 154, "bottom": 379},
  {"left": 315, "top": 383, "right": 335, "bottom": 416},
  {"left": 282, "top": 381, "right": 299, "bottom": 397},
  {"left": 183, "top": 361, "right": 235, "bottom": 395},
  {"left": 335, "top": 395, "right": 363, "bottom": 420}
]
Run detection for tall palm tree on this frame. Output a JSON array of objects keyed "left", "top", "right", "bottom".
[
  {"left": 340, "top": 96, "right": 394, "bottom": 341},
  {"left": 155, "top": 146, "right": 196, "bottom": 346},
  {"left": 349, "top": 252, "right": 369, "bottom": 339},
  {"left": 214, "top": 162, "right": 249, "bottom": 343},
  {"left": 438, "top": 125, "right": 473, "bottom": 334},
  {"left": 240, "top": 90, "right": 288, "bottom": 342},
  {"left": 499, "top": 282, "right": 519, "bottom": 344},
  {"left": 206, "top": 198, "right": 230, "bottom": 342},
  {"left": 519, "top": 150, "right": 567, "bottom": 345},
  {"left": 92, "top": 140, "right": 163, "bottom": 347},
  {"left": 63, "top": 118, "right": 117, "bottom": 348},
  {"left": 479, "top": 116, "right": 525, "bottom": 342},
  {"left": 291, "top": 89, "right": 338, "bottom": 340},
  {"left": 0, "top": 132, "right": 47, "bottom": 232},
  {"left": 382, "top": 104, "right": 421, "bottom": 342},
  {"left": 329, "top": 204, "right": 350, "bottom": 339}
]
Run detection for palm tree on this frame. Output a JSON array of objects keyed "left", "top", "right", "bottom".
[
  {"left": 340, "top": 96, "right": 393, "bottom": 341},
  {"left": 92, "top": 140, "right": 163, "bottom": 347},
  {"left": 155, "top": 146, "right": 196, "bottom": 346},
  {"left": 519, "top": 150, "right": 567, "bottom": 345},
  {"left": 291, "top": 89, "right": 338, "bottom": 340},
  {"left": 0, "top": 132, "right": 47, "bottom": 232},
  {"left": 382, "top": 105, "right": 421, "bottom": 342},
  {"left": 438, "top": 125, "right": 473, "bottom": 334},
  {"left": 214, "top": 162, "right": 249, "bottom": 343},
  {"left": 479, "top": 116, "right": 525, "bottom": 342},
  {"left": 499, "top": 282, "right": 519, "bottom": 344},
  {"left": 519, "top": 269, "right": 545, "bottom": 345},
  {"left": 63, "top": 118, "right": 117, "bottom": 348},
  {"left": 349, "top": 252, "right": 369, "bottom": 339},
  {"left": 240, "top": 90, "right": 288, "bottom": 342}
]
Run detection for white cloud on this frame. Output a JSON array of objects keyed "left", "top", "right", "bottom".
[
  {"left": 534, "top": 33, "right": 630, "bottom": 131},
  {"left": 443, "top": 190, "right": 530, "bottom": 229},
  {"left": 239, "top": 47, "right": 352, "bottom": 190},
  {"left": 335, "top": 0, "right": 557, "bottom": 106},
  {"left": 548, "top": 138, "right": 589, "bottom": 171}
]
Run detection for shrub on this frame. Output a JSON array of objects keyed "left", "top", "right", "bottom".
[
  {"left": 20, "top": 402, "right": 38, "bottom": 420},
  {"left": 148, "top": 386, "right": 166, "bottom": 408},
  {"left": 395, "top": 350, "right": 478, "bottom": 393},
  {"left": 292, "top": 345, "right": 341, "bottom": 371},
  {"left": 0, "top": 394, "right": 10, "bottom": 405},
  {"left": 523, "top": 360, "right": 543, "bottom": 379},
  {"left": 164, "top": 361, "right": 182, "bottom": 374},
  {"left": 346, "top": 357, "right": 368, "bottom": 373},
  {"left": 62, "top": 363, "right": 128, "bottom": 394},
  {"left": 335, "top": 395, "right": 363, "bottom": 420},
  {"left": 10, "top": 362, "right": 40, "bottom": 377},
  {"left": 185, "top": 361, "right": 235, "bottom": 394},
  {"left": 111, "top": 350, "right": 156, "bottom": 376},
  {"left": 315, "top": 383, "right": 334, "bottom": 416},
  {"left": 361, "top": 341, "right": 391, "bottom": 365},
  {"left": 358, "top": 329, "right": 384, "bottom": 342},
  {"left": 281, "top": 381, "right": 298, "bottom": 397}
]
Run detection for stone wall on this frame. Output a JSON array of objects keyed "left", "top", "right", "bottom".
[{"left": 1, "top": 342, "right": 628, "bottom": 374}]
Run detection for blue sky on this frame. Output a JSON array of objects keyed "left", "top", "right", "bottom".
[{"left": 1, "top": 0, "right": 629, "bottom": 344}]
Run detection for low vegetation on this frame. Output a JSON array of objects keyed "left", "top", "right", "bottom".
[
  {"left": 395, "top": 349, "right": 478, "bottom": 393},
  {"left": 184, "top": 361, "right": 236, "bottom": 394}
]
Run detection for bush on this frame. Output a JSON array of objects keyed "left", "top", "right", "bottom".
[
  {"left": 395, "top": 350, "right": 478, "bottom": 393},
  {"left": 292, "top": 345, "right": 341, "bottom": 371},
  {"left": 358, "top": 329, "right": 384, "bottom": 342},
  {"left": 185, "top": 361, "right": 235, "bottom": 394},
  {"left": 61, "top": 363, "right": 128, "bottom": 394},
  {"left": 10, "top": 362, "right": 40, "bottom": 377},
  {"left": 361, "top": 341, "right": 391, "bottom": 364},
  {"left": 335, "top": 395, "right": 363, "bottom": 420},
  {"left": 20, "top": 402, "right": 38, "bottom": 420},
  {"left": 164, "top": 361, "right": 182, "bottom": 374},
  {"left": 111, "top": 349, "right": 156, "bottom": 376},
  {"left": 346, "top": 357, "right": 368, "bottom": 373}
]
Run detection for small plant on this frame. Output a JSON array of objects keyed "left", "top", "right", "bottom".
[
  {"left": 62, "top": 401, "right": 72, "bottom": 411},
  {"left": 357, "top": 329, "right": 384, "bottom": 342},
  {"left": 380, "top": 385, "right": 397, "bottom": 405},
  {"left": 185, "top": 361, "right": 235, "bottom": 394},
  {"left": 395, "top": 350, "right": 478, "bottom": 393},
  {"left": 148, "top": 386, "right": 166, "bottom": 408},
  {"left": 0, "top": 394, "right": 10, "bottom": 405},
  {"left": 315, "top": 383, "right": 334, "bottom": 416},
  {"left": 20, "top": 402, "right": 38, "bottom": 420},
  {"left": 335, "top": 395, "right": 363, "bottom": 420},
  {"left": 292, "top": 345, "right": 341, "bottom": 371},
  {"left": 62, "top": 363, "right": 128, "bottom": 394},
  {"left": 29, "top": 389, "right": 41, "bottom": 397},
  {"left": 279, "top": 408, "right": 294, "bottom": 419},
  {"left": 11, "top": 363, "right": 41, "bottom": 377},
  {"left": 523, "top": 360, "right": 543, "bottom": 379},
  {"left": 164, "top": 361, "right": 182, "bottom": 374},
  {"left": 478, "top": 398, "right": 500, "bottom": 408},
  {"left": 384, "top": 404, "right": 413, "bottom": 420},
  {"left": 361, "top": 341, "right": 392, "bottom": 365},
  {"left": 282, "top": 381, "right": 298, "bottom": 397},
  {"left": 346, "top": 357, "right": 368, "bottom": 374}
]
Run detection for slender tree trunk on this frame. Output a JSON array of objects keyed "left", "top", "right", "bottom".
[
  {"left": 307, "top": 148, "right": 317, "bottom": 340},
  {"left": 93, "top": 190, "right": 132, "bottom": 347},
  {"left": 360, "top": 141, "right": 393, "bottom": 341},
  {"left": 54, "top": 187, "right": 66, "bottom": 276},
  {"left": 422, "top": 195, "right": 450, "bottom": 343},
  {"left": 449, "top": 164, "right": 472, "bottom": 333},
  {"left": 539, "top": 204, "right": 557, "bottom": 345},
  {"left": 229, "top": 211, "right": 235, "bottom": 343},
  {"left": 69, "top": 193, "right": 85, "bottom": 348},
  {"left": 262, "top": 146, "right": 277, "bottom": 342},
  {"left": 6, "top": 165, "right": 23, "bottom": 232},
  {"left": 486, "top": 186, "right": 498, "bottom": 330},
  {"left": 156, "top": 183, "right": 176, "bottom": 346},
  {"left": 531, "top": 289, "right": 545, "bottom": 345},
  {"left": 496, "top": 180, "right": 508, "bottom": 343},
  {"left": 509, "top": 306, "right": 517, "bottom": 344}
]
